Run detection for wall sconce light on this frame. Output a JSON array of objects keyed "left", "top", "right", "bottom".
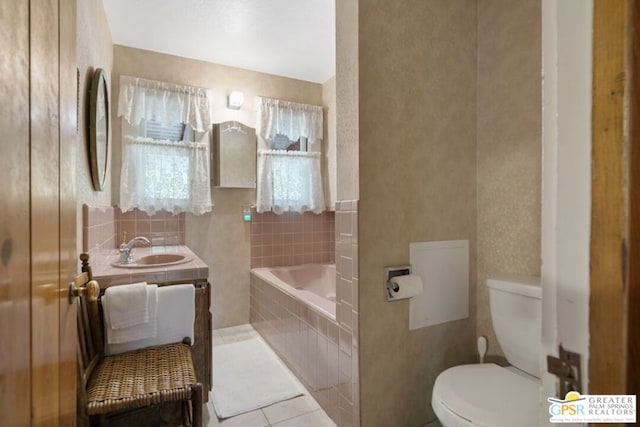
[{"left": 228, "top": 91, "right": 244, "bottom": 110}]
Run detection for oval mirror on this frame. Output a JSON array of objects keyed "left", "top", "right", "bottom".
[{"left": 88, "top": 68, "right": 109, "bottom": 191}]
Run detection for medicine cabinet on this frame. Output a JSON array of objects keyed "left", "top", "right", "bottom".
[{"left": 211, "top": 121, "right": 256, "bottom": 188}]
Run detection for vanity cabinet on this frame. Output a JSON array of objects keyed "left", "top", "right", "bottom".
[{"left": 89, "top": 246, "right": 211, "bottom": 426}]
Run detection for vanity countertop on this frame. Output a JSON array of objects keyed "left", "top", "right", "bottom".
[{"left": 89, "top": 245, "right": 209, "bottom": 288}]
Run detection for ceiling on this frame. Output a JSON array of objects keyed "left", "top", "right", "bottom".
[{"left": 102, "top": 0, "right": 336, "bottom": 84}]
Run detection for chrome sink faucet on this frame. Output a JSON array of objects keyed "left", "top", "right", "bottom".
[{"left": 118, "top": 236, "right": 151, "bottom": 264}]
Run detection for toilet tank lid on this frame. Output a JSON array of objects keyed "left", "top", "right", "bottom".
[{"left": 487, "top": 275, "right": 541, "bottom": 299}]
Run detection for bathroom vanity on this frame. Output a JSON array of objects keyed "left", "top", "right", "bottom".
[{"left": 90, "top": 245, "right": 212, "bottom": 410}]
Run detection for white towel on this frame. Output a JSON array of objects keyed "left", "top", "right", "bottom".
[
  {"left": 104, "top": 282, "right": 149, "bottom": 329},
  {"left": 105, "top": 284, "right": 195, "bottom": 355},
  {"left": 103, "top": 284, "right": 158, "bottom": 345}
]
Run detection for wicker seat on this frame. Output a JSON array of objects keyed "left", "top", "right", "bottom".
[{"left": 76, "top": 254, "right": 203, "bottom": 427}]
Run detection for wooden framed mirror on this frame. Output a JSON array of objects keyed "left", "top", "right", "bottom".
[{"left": 88, "top": 68, "right": 109, "bottom": 191}]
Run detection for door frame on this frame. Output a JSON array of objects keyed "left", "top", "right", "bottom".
[{"left": 589, "top": 0, "right": 640, "bottom": 399}]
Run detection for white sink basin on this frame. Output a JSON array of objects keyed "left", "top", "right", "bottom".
[{"left": 111, "top": 253, "right": 192, "bottom": 268}]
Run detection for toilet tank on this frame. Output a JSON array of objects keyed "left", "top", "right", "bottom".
[{"left": 487, "top": 276, "right": 541, "bottom": 377}]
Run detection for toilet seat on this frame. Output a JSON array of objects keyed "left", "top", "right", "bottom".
[{"left": 432, "top": 364, "right": 539, "bottom": 427}]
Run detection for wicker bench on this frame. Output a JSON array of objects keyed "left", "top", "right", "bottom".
[{"left": 76, "top": 253, "right": 203, "bottom": 427}]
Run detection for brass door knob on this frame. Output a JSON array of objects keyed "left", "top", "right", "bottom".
[{"left": 68, "top": 279, "right": 99, "bottom": 304}]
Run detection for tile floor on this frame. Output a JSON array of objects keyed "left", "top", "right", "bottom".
[{"left": 206, "top": 324, "right": 336, "bottom": 427}]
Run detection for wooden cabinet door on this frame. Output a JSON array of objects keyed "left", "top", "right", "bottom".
[{"left": 1, "top": 0, "right": 77, "bottom": 425}]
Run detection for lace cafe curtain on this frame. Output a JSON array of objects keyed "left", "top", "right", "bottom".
[
  {"left": 256, "top": 150, "right": 325, "bottom": 214},
  {"left": 255, "top": 97, "right": 325, "bottom": 214},
  {"left": 117, "top": 76, "right": 212, "bottom": 215}
]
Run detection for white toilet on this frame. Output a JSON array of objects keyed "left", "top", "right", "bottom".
[{"left": 432, "top": 276, "right": 542, "bottom": 427}]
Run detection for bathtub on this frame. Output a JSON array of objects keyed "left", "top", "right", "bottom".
[{"left": 250, "top": 263, "right": 336, "bottom": 320}]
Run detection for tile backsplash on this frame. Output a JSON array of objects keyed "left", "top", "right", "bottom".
[
  {"left": 83, "top": 205, "right": 185, "bottom": 256},
  {"left": 118, "top": 209, "right": 185, "bottom": 247},
  {"left": 250, "top": 210, "right": 335, "bottom": 268},
  {"left": 83, "top": 205, "right": 118, "bottom": 254}
]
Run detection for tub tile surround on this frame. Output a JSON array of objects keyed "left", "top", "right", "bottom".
[
  {"left": 250, "top": 210, "right": 335, "bottom": 268},
  {"left": 251, "top": 201, "right": 359, "bottom": 427},
  {"left": 83, "top": 204, "right": 186, "bottom": 257}
]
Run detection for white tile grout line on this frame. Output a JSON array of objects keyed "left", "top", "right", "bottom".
[{"left": 261, "top": 403, "right": 332, "bottom": 426}]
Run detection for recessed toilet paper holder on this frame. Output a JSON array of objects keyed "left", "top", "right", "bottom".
[{"left": 385, "top": 265, "right": 412, "bottom": 302}]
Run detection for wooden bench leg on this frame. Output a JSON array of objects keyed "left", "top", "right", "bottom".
[
  {"left": 191, "top": 383, "right": 203, "bottom": 427},
  {"left": 88, "top": 414, "right": 107, "bottom": 427},
  {"left": 182, "top": 400, "right": 190, "bottom": 427}
]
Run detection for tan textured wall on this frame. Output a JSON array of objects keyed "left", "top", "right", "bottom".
[
  {"left": 336, "top": 0, "right": 359, "bottom": 201},
  {"left": 476, "top": 0, "right": 542, "bottom": 359},
  {"left": 76, "top": 0, "right": 113, "bottom": 254},
  {"left": 323, "top": 76, "right": 337, "bottom": 210},
  {"left": 358, "top": 1, "right": 477, "bottom": 425},
  {"left": 112, "top": 46, "right": 323, "bottom": 328}
]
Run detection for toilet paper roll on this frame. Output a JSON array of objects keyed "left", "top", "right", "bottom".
[{"left": 388, "top": 274, "right": 423, "bottom": 299}]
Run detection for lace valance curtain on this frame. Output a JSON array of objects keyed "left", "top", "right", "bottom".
[
  {"left": 255, "top": 96, "right": 323, "bottom": 143},
  {"left": 118, "top": 75, "right": 211, "bottom": 132},
  {"left": 256, "top": 150, "right": 325, "bottom": 214}
]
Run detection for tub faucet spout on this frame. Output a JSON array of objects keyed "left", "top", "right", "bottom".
[{"left": 118, "top": 236, "right": 150, "bottom": 264}]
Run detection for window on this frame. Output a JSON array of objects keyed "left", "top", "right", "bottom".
[
  {"left": 255, "top": 97, "right": 325, "bottom": 214},
  {"left": 256, "top": 149, "right": 325, "bottom": 214},
  {"left": 269, "top": 134, "right": 308, "bottom": 152},
  {"left": 118, "top": 76, "right": 212, "bottom": 215},
  {"left": 144, "top": 119, "right": 187, "bottom": 142}
]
